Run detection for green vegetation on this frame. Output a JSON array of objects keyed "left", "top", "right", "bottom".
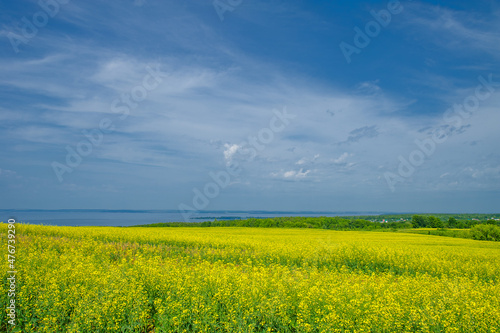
[
  {"left": 132, "top": 214, "right": 500, "bottom": 242},
  {"left": 470, "top": 224, "right": 500, "bottom": 241},
  {"left": 133, "top": 216, "right": 413, "bottom": 230},
  {"left": 397, "top": 228, "right": 472, "bottom": 239},
  {"left": 410, "top": 214, "right": 500, "bottom": 229},
  {"left": 360, "top": 213, "right": 500, "bottom": 224}
]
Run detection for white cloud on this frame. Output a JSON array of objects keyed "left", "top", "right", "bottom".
[
  {"left": 296, "top": 158, "right": 306, "bottom": 165},
  {"left": 333, "top": 152, "right": 350, "bottom": 164},
  {"left": 356, "top": 80, "right": 381, "bottom": 95},
  {"left": 223, "top": 143, "right": 241, "bottom": 165},
  {"left": 295, "top": 154, "right": 320, "bottom": 166},
  {"left": 272, "top": 168, "right": 311, "bottom": 180},
  {"left": 295, "top": 169, "right": 311, "bottom": 178}
]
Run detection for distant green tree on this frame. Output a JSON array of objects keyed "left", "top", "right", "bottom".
[
  {"left": 448, "top": 217, "right": 457, "bottom": 228},
  {"left": 428, "top": 216, "right": 444, "bottom": 228},
  {"left": 412, "top": 215, "right": 426, "bottom": 228}
]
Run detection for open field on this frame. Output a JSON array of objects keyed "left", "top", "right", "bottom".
[{"left": 2, "top": 224, "right": 500, "bottom": 332}]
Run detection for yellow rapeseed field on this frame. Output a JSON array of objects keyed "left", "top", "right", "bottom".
[{"left": 2, "top": 223, "right": 500, "bottom": 332}]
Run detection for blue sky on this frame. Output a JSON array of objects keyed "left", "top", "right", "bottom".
[{"left": 0, "top": 0, "right": 499, "bottom": 213}]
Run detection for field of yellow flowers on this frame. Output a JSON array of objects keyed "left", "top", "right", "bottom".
[{"left": 2, "top": 223, "right": 500, "bottom": 332}]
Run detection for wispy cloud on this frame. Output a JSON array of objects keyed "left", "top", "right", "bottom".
[
  {"left": 271, "top": 168, "right": 311, "bottom": 180},
  {"left": 403, "top": 3, "right": 500, "bottom": 57}
]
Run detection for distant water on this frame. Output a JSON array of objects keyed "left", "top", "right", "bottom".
[{"left": 0, "top": 209, "right": 381, "bottom": 227}]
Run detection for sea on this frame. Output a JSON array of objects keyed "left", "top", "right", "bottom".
[{"left": 0, "top": 209, "right": 383, "bottom": 227}]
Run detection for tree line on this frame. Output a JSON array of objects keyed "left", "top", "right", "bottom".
[
  {"left": 134, "top": 216, "right": 411, "bottom": 230},
  {"left": 133, "top": 214, "right": 500, "bottom": 231},
  {"left": 410, "top": 215, "right": 500, "bottom": 229}
]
